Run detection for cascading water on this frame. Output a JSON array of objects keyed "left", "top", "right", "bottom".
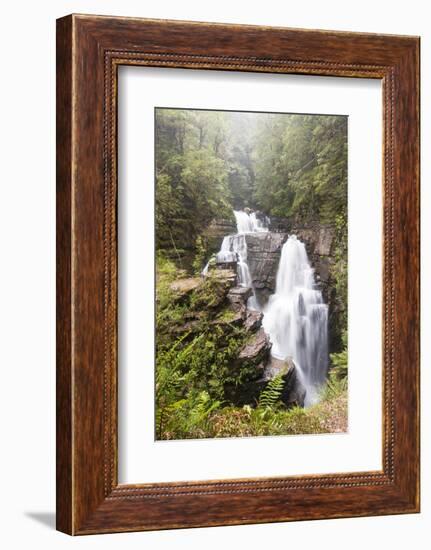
[
  {"left": 216, "top": 234, "right": 252, "bottom": 288},
  {"left": 233, "top": 210, "right": 255, "bottom": 234},
  {"left": 203, "top": 211, "right": 328, "bottom": 405},
  {"left": 262, "top": 235, "right": 328, "bottom": 405},
  {"left": 202, "top": 210, "right": 268, "bottom": 309},
  {"left": 234, "top": 210, "right": 269, "bottom": 234}
]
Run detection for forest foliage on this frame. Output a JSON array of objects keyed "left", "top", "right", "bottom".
[{"left": 155, "top": 108, "right": 347, "bottom": 248}]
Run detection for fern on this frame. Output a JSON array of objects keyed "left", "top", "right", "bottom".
[
  {"left": 185, "top": 391, "right": 221, "bottom": 431},
  {"left": 157, "top": 391, "right": 221, "bottom": 439},
  {"left": 258, "top": 375, "right": 285, "bottom": 409},
  {"left": 330, "top": 349, "right": 347, "bottom": 378},
  {"left": 323, "top": 376, "right": 347, "bottom": 400},
  {"left": 329, "top": 329, "right": 348, "bottom": 388}
]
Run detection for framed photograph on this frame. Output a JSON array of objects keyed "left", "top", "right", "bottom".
[{"left": 56, "top": 14, "right": 420, "bottom": 535}]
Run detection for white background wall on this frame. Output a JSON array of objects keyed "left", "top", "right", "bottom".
[{"left": 0, "top": 1, "right": 427, "bottom": 548}]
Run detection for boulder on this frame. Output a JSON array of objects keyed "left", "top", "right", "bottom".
[
  {"left": 224, "top": 330, "right": 271, "bottom": 405},
  {"left": 228, "top": 357, "right": 306, "bottom": 408},
  {"left": 280, "top": 360, "right": 306, "bottom": 408},
  {"left": 169, "top": 277, "right": 201, "bottom": 302},
  {"left": 227, "top": 286, "right": 253, "bottom": 313},
  {"left": 215, "top": 260, "right": 237, "bottom": 272},
  {"left": 226, "top": 342, "right": 309, "bottom": 408},
  {"left": 185, "top": 269, "right": 237, "bottom": 313},
  {"left": 227, "top": 371, "right": 268, "bottom": 406},
  {"left": 244, "top": 310, "right": 263, "bottom": 332},
  {"left": 263, "top": 357, "right": 306, "bottom": 408},
  {"left": 211, "top": 310, "right": 243, "bottom": 328},
  {"left": 210, "top": 268, "right": 237, "bottom": 286},
  {"left": 238, "top": 328, "right": 272, "bottom": 367}
]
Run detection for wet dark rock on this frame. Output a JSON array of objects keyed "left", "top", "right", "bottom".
[
  {"left": 228, "top": 357, "right": 305, "bottom": 407},
  {"left": 268, "top": 217, "right": 291, "bottom": 233},
  {"left": 238, "top": 328, "right": 272, "bottom": 366},
  {"left": 264, "top": 357, "right": 306, "bottom": 408},
  {"left": 282, "top": 369, "right": 306, "bottom": 408},
  {"left": 227, "top": 373, "right": 267, "bottom": 406},
  {"left": 224, "top": 331, "right": 271, "bottom": 405},
  {"left": 244, "top": 310, "right": 263, "bottom": 332},
  {"left": 202, "top": 218, "right": 236, "bottom": 256}
]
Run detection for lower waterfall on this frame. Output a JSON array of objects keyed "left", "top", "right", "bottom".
[{"left": 262, "top": 235, "right": 328, "bottom": 405}]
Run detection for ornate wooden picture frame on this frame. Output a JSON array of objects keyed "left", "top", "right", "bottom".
[{"left": 56, "top": 14, "right": 420, "bottom": 535}]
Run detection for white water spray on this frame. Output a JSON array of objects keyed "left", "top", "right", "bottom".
[
  {"left": 203, "top": 210, "right": 268, "bottom": 308},
  {"left": 262, "top": 235, "right": 328, "bottom": 405},
  {"left": 234, "top": 210, "right": 269, "bottom": 234},
  {"left": 216, "top": 234, "right": 252, "bottom": 287}
]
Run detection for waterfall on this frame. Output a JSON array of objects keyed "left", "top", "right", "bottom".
[
  {"left": 203, "top": 210, "right": 268, "bottom": 308},
  {"left": 234, "top": 210, "right": 269, "bottom": 234},
  {"left": 216, "top": 234, "right": 252, "bottom": 288},
  {"left": 262, "top": 235, "right": 328, "bottom": 405},
  {"left": 233, "top": 210, "right": 255, "bottom": 234},
  {"left": 202, "top": 211, "right": 328, "bottom": 406}
]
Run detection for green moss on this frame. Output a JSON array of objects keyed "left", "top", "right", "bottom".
[
  {"left": 189, "top": 274, "right": 230, "bottom": 311},
  {"left": 215, "top": 309, "right": 238, "bottom": 323}
]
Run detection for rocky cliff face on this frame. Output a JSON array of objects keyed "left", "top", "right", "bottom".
[
  {"left": 245, "top": 232, "right": 286, "bottom": 307},
  {"left": 244, "top": 222, "right": 336, "bottom": 307},
  {"left": 202, "top": 218, "right": 236, "bottom": 256},
  {"left": 291, "top": 224, "right": 335, "bottom": 302},
  {"left": 204, "top": 218, "right": 335, "bottom": 303},
  {"left": 288, "top": 224, "right": 338, "bottom": 353},
  {"left": 203, "top": 217, "right": 339, "bottom": 352}
]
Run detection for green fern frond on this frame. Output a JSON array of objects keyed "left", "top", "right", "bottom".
[{"left": 258, "top": 375, "right": 285, "bottom": 409}]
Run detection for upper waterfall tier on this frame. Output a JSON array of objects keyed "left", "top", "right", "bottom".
[{"left": 234, "top": 210, "right": 269, "bottom": 234}]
